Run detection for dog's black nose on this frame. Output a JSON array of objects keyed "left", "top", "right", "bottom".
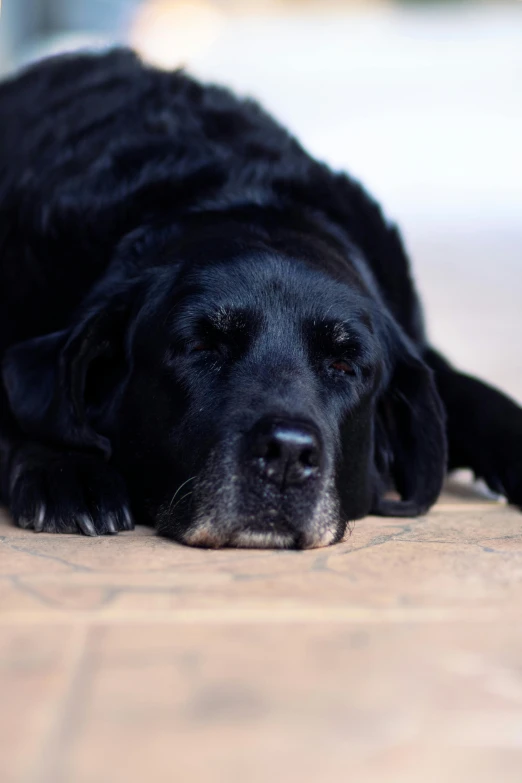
[{"left": 247, "top": 418, "right": 321, "bottom": 488}]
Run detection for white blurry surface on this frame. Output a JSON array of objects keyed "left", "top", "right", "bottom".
[{"left": 182, "top": 3, "right": 522, "bottom": 228}]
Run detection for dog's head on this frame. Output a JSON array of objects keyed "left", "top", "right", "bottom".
[{"left": 3, "top": 212, "right": 446, "bottom": 548}]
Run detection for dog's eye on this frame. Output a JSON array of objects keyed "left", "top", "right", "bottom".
[{"left": 330, "top": 359, "right": 355, "bottom": 375}]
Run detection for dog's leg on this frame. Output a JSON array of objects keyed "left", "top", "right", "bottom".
[
  {"left": 1, "top": 390, "right": 131, "bottom": 535},
  {"left": 0, "top": 360, "right": 133, "bottom": 534},
  {"left": 424, "top": 348, "right": 522, "bottom": 508}
]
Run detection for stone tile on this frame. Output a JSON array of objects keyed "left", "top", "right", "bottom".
[
  {"left": 2, "top": 476, "right": 522, "bottom": 783},
  {"left": 0, "top": 625, "right": 86, "bottom": 783},
  {"left": 30, "top": 623, "right": 522, "bottom": 783}
]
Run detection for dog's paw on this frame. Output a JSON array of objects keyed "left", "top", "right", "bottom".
[
  {"left": 8, "top": 445, "right": 134, "bottom": 535},
  {"left": 479, "top": 433, "right": 522, "bottom": 511},
  {"left": 503, "top": 460, "right": 522, "bottom": 509},
  {"left": 487, "top": 458, "right": 522, "bottom": 510}
]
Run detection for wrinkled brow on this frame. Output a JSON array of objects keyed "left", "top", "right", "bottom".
[
  {"left": 310, "top": 318, "right": 367, "bottom": 346},
  {"left": 206, "top": 306, "right": 253, "bottom": 334},
  {"left": 305, "top": 316, "right": 379, "bottom": 368}
]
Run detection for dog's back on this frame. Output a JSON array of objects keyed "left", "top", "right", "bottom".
[{"left": 0, "top": 50, "right": 312, "bottom": 348}]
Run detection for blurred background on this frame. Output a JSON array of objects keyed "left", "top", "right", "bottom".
[{"left": 0, "top": 0, "right": 521, "bottom": 398}]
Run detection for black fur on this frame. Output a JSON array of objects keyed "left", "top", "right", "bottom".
[{"left": 0, "top": 49, "right": 520, "bottom": 548}]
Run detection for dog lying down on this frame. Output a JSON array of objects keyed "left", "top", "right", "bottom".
[{"left": 0, "top": 50, "right": 520, "bottom": 549}]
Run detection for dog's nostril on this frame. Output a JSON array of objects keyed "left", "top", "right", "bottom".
[
  {"left": 264, "top": 441, "right": 282, "bottom": 462},
  {"left": 300, "top": 448, "right": 319, "bottom": 468},
  {"left": 247, "top": 419, "right": 322, "bottom": 488}
]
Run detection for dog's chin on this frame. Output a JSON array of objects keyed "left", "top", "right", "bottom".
[
  {"left": 181, "top": 522, "right": 343, "bottom": 550},
  {"left": 156, "top": 461, "right": 344, "bottom": 550},
  {"left": 183, "top": 523, "right": 297, "bottom": 549}
]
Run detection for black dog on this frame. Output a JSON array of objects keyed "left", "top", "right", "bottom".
[{"left": 0, "top": 49, "right": 520, "bottom": 548}]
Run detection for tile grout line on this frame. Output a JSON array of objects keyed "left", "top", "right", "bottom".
[{"left": 23, "top": 624, "right": 90, "bottom": 783}]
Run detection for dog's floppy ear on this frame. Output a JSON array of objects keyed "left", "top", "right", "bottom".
[
  {"left": 2, "top": 287, "right": 138, "bottom": 458},
  {"left": 372, "top": 329, "right": 447, "bottom": 517}
]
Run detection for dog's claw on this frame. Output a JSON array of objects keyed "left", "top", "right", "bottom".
[
  {"left": 78, "top": 515, "right": 98, "bottom": 536},
  {"left": 122, "top": 508, "right": 134, "bottom": 531},
  {"left": 105, "top": 516, "right": 118, "bottom": 534},
  {"left": 33, "top": 507, "right": 46, "bottom": 533}
]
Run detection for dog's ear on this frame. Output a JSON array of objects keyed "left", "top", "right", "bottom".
[
  {"left": 2, "top": 287, "right": 138, "bottom": 458},
  {"left": 372, "top": 330, "right": 447, "bottom": 517}
]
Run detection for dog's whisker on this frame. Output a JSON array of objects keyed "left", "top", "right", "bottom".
[
  {"left": 167, "top": 476, "right": 197, "bottom": 516},
  {"left": 170, "top": 491, "right": 194, "bottom": 515}
]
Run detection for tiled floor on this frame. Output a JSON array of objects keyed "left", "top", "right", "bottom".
[{"left": 1, "top": 482, "right": 522, "bottom": 783}]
